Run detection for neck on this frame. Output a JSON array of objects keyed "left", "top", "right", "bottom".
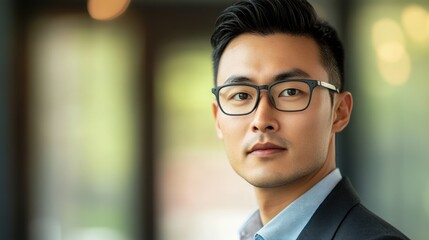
[{"left": 255, "top": 136, "right": 336, "bottom": 225}]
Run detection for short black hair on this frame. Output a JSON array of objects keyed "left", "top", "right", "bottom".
[{"left": 210, "top": 0, "right": 344, "bottom": 92}]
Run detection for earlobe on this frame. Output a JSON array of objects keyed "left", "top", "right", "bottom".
[
  {"left": 332, "top": 92, "right": 353, "bottom": 133},
  {"left": 212, "top": 102, "right": 224, "bottom": 139}
]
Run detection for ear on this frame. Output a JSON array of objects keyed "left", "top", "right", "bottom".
[
  {"left": 332, "top": 91, "right": 353, "bottom": 133},
  {"left": 212, "top": 101, "right": 224, "bottom": 139}
]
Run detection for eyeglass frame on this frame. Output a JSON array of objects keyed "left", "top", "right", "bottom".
[{"left": 211, "top": 79, "right": 340, "bottom": 116}]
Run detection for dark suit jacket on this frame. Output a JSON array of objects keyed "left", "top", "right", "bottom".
[{"left": 297, "top": 178, "right": 409, "bottom": 240}]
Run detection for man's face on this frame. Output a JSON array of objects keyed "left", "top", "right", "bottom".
[{"left": 213, "top": 33, "right": 340, "bottom": 188}]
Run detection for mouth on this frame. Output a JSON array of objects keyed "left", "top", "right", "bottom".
[{"left": 247, "top": 142, "right": 287, "bottom": 157}]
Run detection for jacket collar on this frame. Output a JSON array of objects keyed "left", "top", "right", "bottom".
[{"left": 297, "top": 178, "right": 361, "bottom": 240}]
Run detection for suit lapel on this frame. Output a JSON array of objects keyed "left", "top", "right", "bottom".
[{"left": 296, "top": 178, "right": 361, "bottom": 240}]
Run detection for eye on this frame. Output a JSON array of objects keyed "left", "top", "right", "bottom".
[
  {"left": 233, "top": 93, "right": 251, "bottom": 100},
  {"left": 280, "top": 88, "right": 300, "bottom": 97}
]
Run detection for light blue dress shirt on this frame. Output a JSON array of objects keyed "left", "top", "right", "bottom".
[{"left": 239, "top": 169, "right": 342, "bottom": 240}]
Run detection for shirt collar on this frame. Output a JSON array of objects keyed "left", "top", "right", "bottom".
[{"left": 239, "top": 169, "right": 342, "bottom": 240}]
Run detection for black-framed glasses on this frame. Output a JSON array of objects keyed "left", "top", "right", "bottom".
[{"left": 211, "top": 79, "right": 339, "bottom": 116}]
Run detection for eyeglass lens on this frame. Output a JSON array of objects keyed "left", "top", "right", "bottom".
[{"left": 218, "top": 81, "right": 311, "bottom": 115}]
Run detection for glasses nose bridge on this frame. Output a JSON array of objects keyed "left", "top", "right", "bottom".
[
  {"left": 255, "top": 84, "right": 276, "bottom": 109},
  {"left": 257, "top": 84, "right": 269, "bottom": 92},
  {"left": 256, "top": 84, "right": 271, "bottom": 97}
]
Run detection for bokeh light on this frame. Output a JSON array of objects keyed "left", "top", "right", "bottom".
[
  {"left": 372, "top": 18, "right": 411, "bottom": 86},
  {"left": 401, "top": 4, "right": 429, "bottom": 43},
  {"left": 87, "top": 0, "right": 131, "bottom": 21}
]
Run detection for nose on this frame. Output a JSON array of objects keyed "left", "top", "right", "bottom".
[{"left": 251, "top": 93, "right": 279, "bottom": 133}]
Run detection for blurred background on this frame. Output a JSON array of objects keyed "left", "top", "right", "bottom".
[{"left": 0, "top": 0, "right": 428, "bottom": 239}]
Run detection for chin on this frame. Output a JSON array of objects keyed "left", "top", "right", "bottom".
[
  {"left": 243, "top": 166, "right": 322, "bottom": 188},
  {"left": 243, "top": 172, "right": 297, "bottom": 188},
  {"left": 248, "top": 179, "right": 293, "bottom": 188}
]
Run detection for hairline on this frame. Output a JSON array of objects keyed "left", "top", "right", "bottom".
[{"left": 213, "top": 32, "right": 341, "bottom": 90}]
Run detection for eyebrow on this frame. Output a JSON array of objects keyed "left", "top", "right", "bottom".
[
  {"left": 274, "top": 69, "right": 311, "bottom": 81},
  {"left": 223, "top": 68, "right": 311, "bottom": 85}
]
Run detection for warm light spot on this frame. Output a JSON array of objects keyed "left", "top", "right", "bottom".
[
  {"left": 376, "top": 41, "right": 405, "bottom": 62},
  {"left": 377, "top": 50, "right": 411, "bottom": 86},
  {"left": 401, "top": 4, "right": 429, "bottom": 43},
  {"left": 88, "top": 0, "right": 131, "bottom": 21},
  {"left": 372, "top": 18, "right": 411, "bottom": 86},
  {"left": 372, "top": 18, "right": 404, "bottom": 49},
  {"left": 427, "top": 15, "right": 429, "bottom": 42}
]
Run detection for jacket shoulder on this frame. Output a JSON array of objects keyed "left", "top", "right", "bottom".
[
  {"left": 297, "top": 178, "right": 409, "bottom": 240},
  {"left": 334, "top": 203, "right": 409, "bottom": 240}
]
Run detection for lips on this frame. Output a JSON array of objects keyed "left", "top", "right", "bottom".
[{"left": 247, "top": 142, "right": 287, "bottom": 156}]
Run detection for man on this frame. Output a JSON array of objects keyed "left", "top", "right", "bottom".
[{"left": 210, "top": 0, "right": 409, "bottom": 239}]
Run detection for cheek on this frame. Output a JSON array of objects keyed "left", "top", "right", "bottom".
[
  {"left": 286, "top": 104, "right": 332, "bottom": 150},
  {"left": 305, "top": 93, "right": 333, "bottom": 133},
  {"left": 221, "top": 123, "right": 248, "bottom": 169},
  {"left": 218, "top": 116, "right": 248, "bottom": 151}
]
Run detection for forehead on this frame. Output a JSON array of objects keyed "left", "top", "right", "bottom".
[{"left": 217, "top": 33, "right": 328, "bottom": 85}]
